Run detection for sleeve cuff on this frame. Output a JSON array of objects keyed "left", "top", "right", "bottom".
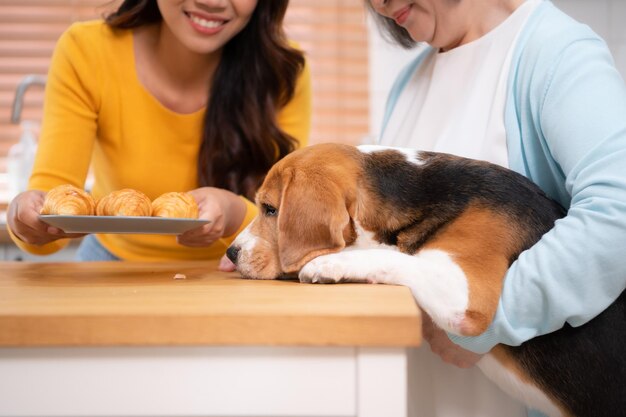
[
  {"left": 7, "top": 223, "right": 69, "bottom": 256},
  {"left": 447, "top": 324, "right": 501, "bottom": 354}
]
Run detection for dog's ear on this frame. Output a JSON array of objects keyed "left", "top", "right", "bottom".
[{"left": 277, "top": 169, "right": 350, "bottom": 273}]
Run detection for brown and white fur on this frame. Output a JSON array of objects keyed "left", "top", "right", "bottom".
[{"left": 227, "top": 143, "right": 626, "bottom": 417}]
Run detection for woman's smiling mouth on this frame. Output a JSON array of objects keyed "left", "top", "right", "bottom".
[
  {"left": 393, "top": 5, "right": 412, "bottom": 25},
  {"left": 185, "top": 11, "right": 227, "bottom": 34}
]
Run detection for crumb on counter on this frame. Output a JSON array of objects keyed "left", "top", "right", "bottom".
[{"left": 173, "top": 273, "right": 187, "bottom": 280}]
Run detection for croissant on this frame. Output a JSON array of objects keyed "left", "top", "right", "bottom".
[
  {"left": 40, "top": 184, "right": 96, "bottom": 216},
  {"left": 151, "top": 192, "right": 199, "bottom": 219},
  {"left": 96, "top": 188, "right": 152, "bottom": 217}
]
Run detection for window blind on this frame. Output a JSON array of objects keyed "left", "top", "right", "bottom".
[
  {"left": 286, "top": 0, "right": 370, "bottom": 145},
  {"left": 0, "top": 0, "right": 369, "bottom": 176},
  {"left": 0, "top": 0, "right": 110, "bottom": 176}
]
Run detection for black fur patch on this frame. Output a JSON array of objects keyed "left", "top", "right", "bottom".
[
  {"left": 362, "top": 150, "right": 565, "bottom": 260},
  {"left": 362, "top": 149, "right": 625, "bottom": 416},
  {"left": 510, "top": 290, "right": 626, "bottom": 417}
]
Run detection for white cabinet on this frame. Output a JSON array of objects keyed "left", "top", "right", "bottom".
[{"left": 0, "top": 346, "right": 412, "bottom": 417}]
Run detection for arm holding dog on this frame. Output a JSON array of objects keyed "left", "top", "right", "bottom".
[{"left": 448, "top": 23, "right": 626, "bottom": 355}]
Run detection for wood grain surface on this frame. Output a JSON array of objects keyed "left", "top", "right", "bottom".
[{"left": 0, "top": 261, "right": 421, "bottom": 347}]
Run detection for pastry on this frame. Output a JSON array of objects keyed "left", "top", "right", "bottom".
[
  {"left": 151, "top": 192, "right": 199, "bottom": 219},
  {"left": 40, "top": 184, "right": 96, "bottom": 216},
  {"left": 96, "top": 188, "right": 152, "bottom": 217}
]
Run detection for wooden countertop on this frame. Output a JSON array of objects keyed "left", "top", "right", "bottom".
[{"left": 0, "top": 261, "right": 421, "bottom": 347}]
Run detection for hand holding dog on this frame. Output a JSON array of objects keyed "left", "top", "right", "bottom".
[{"left": 422, "top": 310, "right": 483, "bottom": 369}]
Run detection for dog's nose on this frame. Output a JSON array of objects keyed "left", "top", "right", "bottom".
[{"left": 226, "top": 245, "right": 240, "bottom": 264}]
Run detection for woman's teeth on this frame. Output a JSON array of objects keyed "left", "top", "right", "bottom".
[{"left": 190, "top": 15, "right": 224, "bottom": 29}]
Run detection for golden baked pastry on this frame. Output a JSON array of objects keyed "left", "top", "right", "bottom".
[
  {"left": 151, "top": 192, "right": 199, "bottom": 219},
  {"left": 40, "top": 184, "right": 96, "bottom": 216},
  {"left": 96, "top": 188, "right": 152, "bottom": 217}
]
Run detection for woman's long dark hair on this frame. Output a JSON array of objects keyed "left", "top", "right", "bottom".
[
  {"left": 364, "top": 2, "right": 415, "bottom": 49},
  {"left": 106, "top": 1, "right": 304, "bottom": 199}
]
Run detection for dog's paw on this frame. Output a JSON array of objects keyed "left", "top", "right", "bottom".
[{"left": 298, "top": 252, "right": 373, "bottom": 284}]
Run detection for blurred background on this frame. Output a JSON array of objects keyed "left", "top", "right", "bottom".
[{"left": 0, "top": 0, "right": 624, "bottom": 202}]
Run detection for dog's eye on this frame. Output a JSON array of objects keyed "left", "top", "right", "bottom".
[{"left": 262, "top": 204, "right": 278, "bottom": 217}]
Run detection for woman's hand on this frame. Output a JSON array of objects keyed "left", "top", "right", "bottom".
[
  {"left": 7, "top": 190, "right": 86, "bottom": 245},
  {"left": 177, "top": 187, "right": 246, "bottom": 248},
  {"left": 422, "top": 310, "right": 483, "bottom": 368}
]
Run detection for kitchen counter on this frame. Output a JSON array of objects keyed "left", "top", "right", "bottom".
[
  {"left": 0, "top": 260, "right": 422, "bottom": 417},
  {"left": 0, "top": 260, "right": 421, "bottom": 347}
]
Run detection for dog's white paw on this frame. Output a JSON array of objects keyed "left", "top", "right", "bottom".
[{"left": 299, "top": 252, "right": 373, "bottom": 284}]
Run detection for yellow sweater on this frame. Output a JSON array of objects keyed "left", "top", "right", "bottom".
[{"left": 12, "top": 20, "right": 311, "bottom": 260}]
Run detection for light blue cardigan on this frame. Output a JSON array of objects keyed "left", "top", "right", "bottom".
[{"left": 381, "top": 0, "right": 626, "bottom": 354}]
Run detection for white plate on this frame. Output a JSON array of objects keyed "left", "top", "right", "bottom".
[{"left": 39, "top": 215, "right": 210, "bottom": 235}]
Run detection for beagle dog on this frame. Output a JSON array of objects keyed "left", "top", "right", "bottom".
[{"left": 227, "top": 143, "right": 625, "bottom": 417}]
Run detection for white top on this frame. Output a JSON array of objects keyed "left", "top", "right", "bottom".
[
  {"left": 380, "top": 0, "right": 540, "bottom": 168},
  {"left": 378, "top": 2, "right": 541, "bottom": 416}
]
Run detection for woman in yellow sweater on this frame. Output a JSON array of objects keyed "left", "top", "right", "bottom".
[{"left": 7, "top": 0, "right": 311, "bottom": 264}]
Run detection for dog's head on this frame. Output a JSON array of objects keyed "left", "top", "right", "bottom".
[{"left": 227, "top": 143, "right": 362, "bottom": 279}]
